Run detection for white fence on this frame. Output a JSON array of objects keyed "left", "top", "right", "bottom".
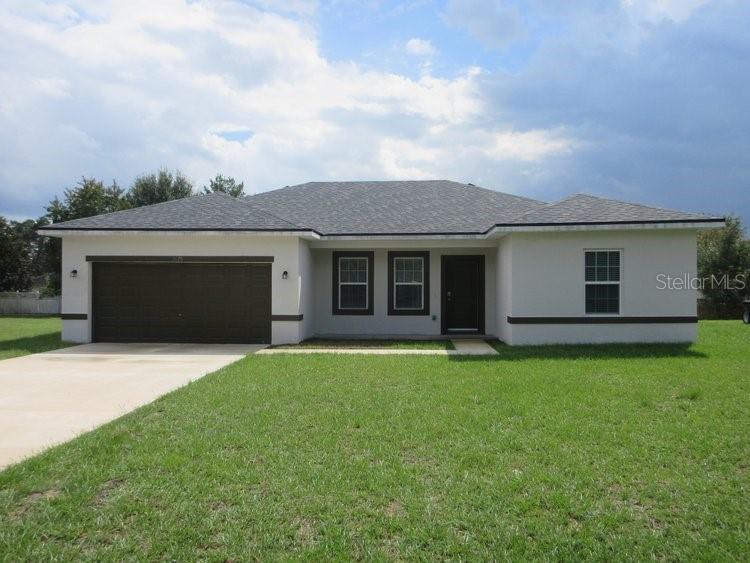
[{"left": 0, "top": 292, "right": 61, "bottom": 315}]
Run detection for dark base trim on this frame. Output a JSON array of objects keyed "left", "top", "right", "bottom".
[
  {"left": 271, "top": 314, "right": 303, "bottom": 321},
  {"left": 93, "top": 337, "right": 270, "bottom": 344},
  {"left": 61, "top": 313, "right": 88, "bottom": 320},
  {"left": 508, "top": 316, "right": 698, "bottom": 324},
  {"left": 86, "top": 255, "right": 274, "bottom": 263}
]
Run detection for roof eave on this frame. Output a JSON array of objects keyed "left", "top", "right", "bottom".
[
  {"left": 317, "top": 232, "right": 488, "bottom": 241},
  {"left": 37, "top": 228, "right": 322, "bottom": 239},
  {"left": 38, "top": 218, "right": 725, "bottom": 239},
  {"left": 485, "top": 218, "right": 726, "bottom": 237},
  {"left": 318, "top": 219, "right": 725, "bottom": 239}
]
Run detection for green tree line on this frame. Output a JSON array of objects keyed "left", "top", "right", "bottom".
[
  {"left": 697, "top": 216, "right": 750, "bottom": 317},
  {"left": 0, "top": 170, "right": 244, "bottom": 295}
]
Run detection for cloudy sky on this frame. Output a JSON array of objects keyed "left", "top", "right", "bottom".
[{"left": 1, "top": 0, "right": 748, "bottom": 223}]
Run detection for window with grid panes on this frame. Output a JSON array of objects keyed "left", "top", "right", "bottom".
[{"left": 585, "top": 250, "right": 620, "bottom": 314}]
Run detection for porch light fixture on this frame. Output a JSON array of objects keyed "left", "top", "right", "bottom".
[
  {"left": 70, "top": 269, "right": 78, "bottom": 278},
  {"left": 282, "top": 270, "right": 288, "bottom": 280}
]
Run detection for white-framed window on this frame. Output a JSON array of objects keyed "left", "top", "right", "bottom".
[
  {"left": 394, "top": 256, "right": 424, "bottom": 310},
  {"left": 388, "top": 251, "right": 429, "bottom": 315},
  {"left": 338, "top": 256, "right": 369, "bottom": 310},
  {"left": 585, "top": 250, "right": 621, "bottom": 314}
]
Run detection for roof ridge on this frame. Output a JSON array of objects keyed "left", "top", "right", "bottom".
[
  {"left": 244, "top": 182, "right": 311, "bottom": 201},
  {"left": 460, "top": 182, "right": 547, "bottom": 206},
  {"left": 507, "top": 200, "right": 557, "bottom": 222},
  {"left": 234, "top": 195, "right": 305, "bottom": 229},
  {"left": 566, "top": 192, "right": 714, "bottom": 218},
  {"left": 42, "top": 191, "right": 308, "bottom": 230},
  {"left": 45, "top": 191, "right": 218, "bottom": 228},
  {"left": 248, "top": 179, "right": 548, "bottom": 207},
  {"left": 43, "top": 181, "right": 720, "bottom": 234}
]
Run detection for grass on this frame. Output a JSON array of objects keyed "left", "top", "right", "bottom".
[
  {"left": 272, "top": 338, "right": 455, "bottom": 350},
  {"left": 0, "top": 321, "right": 748, "bottom": 560},
  {"left": 0, "top": 316, "right": 72, "bottom": 360}
]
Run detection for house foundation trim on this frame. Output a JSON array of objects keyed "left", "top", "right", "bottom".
[
  {"left": 271, "top": 315, "right": 304, "bottom": 321},
  {"left": 507, "top": 316, "right": 698, "bottom": 324}
]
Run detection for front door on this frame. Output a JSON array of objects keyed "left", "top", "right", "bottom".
[{"left": 441, "top": 255, "right": 485, "bottom": 334}]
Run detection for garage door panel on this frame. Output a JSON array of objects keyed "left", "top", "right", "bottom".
[{"left": 93, "top": 262, "right": 271, "bottom": 344}]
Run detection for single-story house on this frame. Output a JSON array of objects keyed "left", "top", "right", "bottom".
[{"left": 40, "top": 180, "right": 724, "bottom": 345}]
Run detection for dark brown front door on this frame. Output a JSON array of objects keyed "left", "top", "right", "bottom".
[
  {"left": 92, "top": 262, "right": 271, "bottom": 343},
  {"left": 441, "top": 255, "right": 485, "bottom": 335}
]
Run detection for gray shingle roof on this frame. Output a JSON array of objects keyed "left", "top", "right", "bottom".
[
  {"left": 245, "top": 180, "right": 546, "bottom": 234},
  {"left": 41, "top": 181, "right": 722, "bottom": 234},
  {"left": 507, "top": 193, "right": 718, "bottom": 226},
  {"left": 40, "top": 192, "right": 303, "bottom": 231}
]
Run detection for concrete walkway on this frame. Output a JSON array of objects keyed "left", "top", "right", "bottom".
[
  {"left": 450, "top": 339, "right": 499, "bottom": 355},
  {"left": 0, "top": 343, "right": 261, "bottom": 470},
  {"left": 258, "top": 339, "right": 499, "bottom": 356}
]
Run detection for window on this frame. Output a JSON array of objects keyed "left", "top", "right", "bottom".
[
  {"left": 339, "top": 257, "right": 368, "bottom": 309},
  {"left": 388, "top": 251, "right": 430, "bottom": 315},
  {"left": 332, "top": 251, "right": 373, "bottom": 315},
  {"left": 394, "top": 257, "right": 423, "bottom": 309},
  {"left": 585, "top": 250, "right": 621, "bottom": 314}
]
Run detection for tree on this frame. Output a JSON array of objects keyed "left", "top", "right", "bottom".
[
  {"left": 0, "top": 217, "right": 34, "bottom": 291},
  {"left": 9, "top": 217, "right": 49, "bottom": 281},
  {"left": 203, "top": 173, "right": 245, "bottom": 197},
  {"left": 697, "top": 216, "right": 750, "bottom": 317},
  {"left": 128, "top": 169, "right": 194, "bottom": 207},
  {"left": 46, "top": 177, "right": 128, "bottom": 224},
  {"left": 41, "top": 177, "right": 130, "bottom": 295}
]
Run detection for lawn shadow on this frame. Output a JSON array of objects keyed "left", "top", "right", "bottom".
[
  {"left": 449, "top": 341, "right": 707, "bottom": 362},
  {"left": 0, "top": 332, "right": 68, "bottom": 359}
]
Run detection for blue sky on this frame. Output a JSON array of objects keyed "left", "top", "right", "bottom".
[{"left": 0, "top": 0, "right": 748, "bottom": 224}]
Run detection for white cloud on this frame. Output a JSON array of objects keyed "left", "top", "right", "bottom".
[
  {"left": 0, "top": 0, "right": 579, "bottom": 218},
  {"left": 484, "top": 129, "right": 576, "bottom": 162},
  {"left": 620, "top": 0, "right": 712, "bottom": 23},
  {"left": 378, "top": 138, "right": 440, "bottom": 179},
  {"left": 376, "top": 125, "right": 577, "bottom": 184},
  {"left": 405, "top": 37, "right": 436, "bottom": 57},
  {"left": 31, "top": 77, "right": 72, "bottom": 99},
  {"left": 443, "top": 0, "right": 524, "bottom": 50},
  {"left": 244, "top": 0, "right": 319, "bottom": 16}
]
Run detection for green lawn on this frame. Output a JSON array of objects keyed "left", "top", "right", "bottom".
[
  {"left": 273, "top": 338, "right": 454, "bottom": 350},
  {"left": 1, "top": 322, "right": 748, "bottom": 560},
  {"left": 0, "top": 316, "right": 71, "bottom": 360}
]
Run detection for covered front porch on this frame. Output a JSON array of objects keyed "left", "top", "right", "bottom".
[{"left": 304, "top": 240, "right": 501, "bottom": 340}]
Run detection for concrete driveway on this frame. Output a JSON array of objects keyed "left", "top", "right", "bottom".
[{"left": 0, "top": 343, "right": 262, "bottom": 469}]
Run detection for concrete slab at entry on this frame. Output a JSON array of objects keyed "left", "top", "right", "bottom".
[{"left": 450, "top": 339, "right": 499, "bottom": 355}]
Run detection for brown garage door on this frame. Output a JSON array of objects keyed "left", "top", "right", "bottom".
[{"left": 92, "top": 262, "right": 271, "bottom": 344}]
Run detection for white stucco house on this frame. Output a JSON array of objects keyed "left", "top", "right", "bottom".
[{"left": 39, "top": 180, "right": 724, "bottom": 346}]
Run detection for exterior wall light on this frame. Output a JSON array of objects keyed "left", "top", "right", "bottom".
[
  {"left": 70, "top": 269, "right": 78, "bottom": 278},
  {"left": 282, "top": 270, "right": 288, "bottom": 280}
]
